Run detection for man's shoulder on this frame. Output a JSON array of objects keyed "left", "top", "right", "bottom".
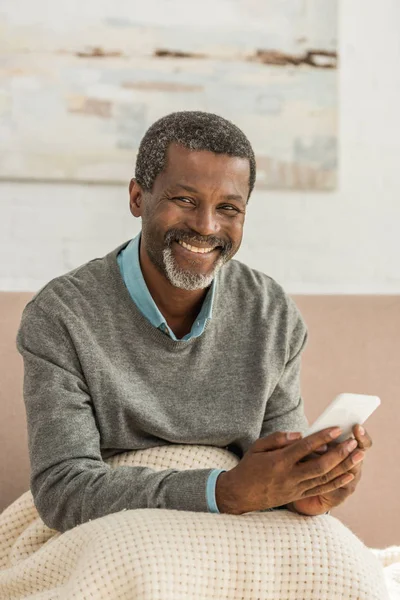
[
  {"left": 222, "top": 258, "right": 291, "bottom": 304},
  {"left": 23, "top": 241, "right": 128, "bottom": 319},
  {"left": 220, "top": 258, "right": 306, "bottom": 330}
]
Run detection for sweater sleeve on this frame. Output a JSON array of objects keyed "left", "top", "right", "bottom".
[
  {"left": 260, "top": 298, "right": 310, "bottom": 439},
  {"left": 258, "top": 304, "right": 332, "bottom": 517},
  {"left": 17, "top": 301, "right": 216, "bottom": 533}
]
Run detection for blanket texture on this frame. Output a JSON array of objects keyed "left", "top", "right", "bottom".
[{"left": 0, "top": 445, "right": 398, "bottom": 600}]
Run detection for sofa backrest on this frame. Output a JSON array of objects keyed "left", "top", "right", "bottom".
[{"left": 1, "top": 292, "right": 398, "bottom": 548}]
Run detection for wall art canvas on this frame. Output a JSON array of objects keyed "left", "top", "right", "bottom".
[{"left": 0, "top": 0, "right": 338, "bottom": 189}]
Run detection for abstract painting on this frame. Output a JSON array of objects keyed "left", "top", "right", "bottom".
[{"left": 0, "top": 0, "right": 338, "bottom": 189}]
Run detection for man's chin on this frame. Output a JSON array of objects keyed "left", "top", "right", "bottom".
[
  {"left": 163, "top": 252, "right": 218, "bottom": 290},
  {"left": 166, "top": 268, "right": 215, "bottom": 291}
]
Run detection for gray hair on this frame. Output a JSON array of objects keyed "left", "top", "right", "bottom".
[{"left": 135, "top": 111, "right": 256, "bottom": 200}]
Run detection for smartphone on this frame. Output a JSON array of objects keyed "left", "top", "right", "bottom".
[{"left": 304, "top": 393, "right": 381, "bottom": 444}]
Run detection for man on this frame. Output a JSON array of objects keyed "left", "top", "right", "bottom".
[{"left": 17, "top": 111, "right": 371, "bottom": 533}]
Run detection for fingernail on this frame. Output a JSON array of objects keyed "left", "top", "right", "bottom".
[
  {"left": 352, "top": 451, "right": 364, "bottom": 463},
  {"left": 347, "top": 439, "right": 358, "bottom": 451},
  {"left": 330, "top": 427, "right": 342, "bottom": 438},
  {"left": 287, "top": 432, "right": 302, "bottom": 439},
  {"left": 358, "top": 426, "right": 365, "bottom": 435}
]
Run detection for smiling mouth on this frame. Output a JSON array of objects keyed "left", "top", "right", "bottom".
[{"left": 175, "top": 239, "right": 220, "bottom": 256}]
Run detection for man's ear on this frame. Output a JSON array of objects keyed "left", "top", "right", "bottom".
[{"left": 129, "top": 179, "right": 143, "bottom": 217}]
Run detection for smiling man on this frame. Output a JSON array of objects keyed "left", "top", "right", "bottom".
[
  {"left": 126, "top": 135, "right": 249, "bottom": 340},
  {"left": 17, "top": 111, "right": 370, "bottom": 533}
]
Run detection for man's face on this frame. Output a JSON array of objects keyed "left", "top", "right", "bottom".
[{"left": 131, "top": 143, "right": 250, "bottom": 291}]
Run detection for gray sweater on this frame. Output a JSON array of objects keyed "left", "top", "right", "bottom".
[{"left": 17, "top": 241, "right": 310, "bottom": 533}]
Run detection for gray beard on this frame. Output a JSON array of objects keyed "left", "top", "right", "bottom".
[{"left": 162, "top": 245, "right": 226, "bottom": 291}]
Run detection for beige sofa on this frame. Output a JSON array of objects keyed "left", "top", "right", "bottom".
[{"left": 1, "top": 292, "right": 399, "bottom": 549}]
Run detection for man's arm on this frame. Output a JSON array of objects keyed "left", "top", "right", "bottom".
[
  {"left": 17, "top": 301, "right": 216, "bottom": 533},
  {"left": 258, "top": 302, "right": 330, "bottom": 515},
  {"left": 259, "top": 298, "right": 310, "bottom": 440},
  {"left": 215, "top": 299, "right": 313, "bottom": 515},
  {"left": 258, "top": 301, "right": 309, "bottom": 513}
]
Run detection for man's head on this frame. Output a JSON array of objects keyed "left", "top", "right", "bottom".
[{"left": 129, "top": 111, "right": 256, "bottom": 291}]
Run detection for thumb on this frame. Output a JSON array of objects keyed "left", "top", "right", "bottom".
[{"left": 252, "top": 431, "right": 303, "bottom": 453}]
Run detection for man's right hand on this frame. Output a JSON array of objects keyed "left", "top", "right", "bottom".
[{"left": 216, "top": 427, "right": 360, "bottom": 514}]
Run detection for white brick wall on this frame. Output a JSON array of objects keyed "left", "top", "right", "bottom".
[{"left": 1, "top": 0, "right": 400, "bottom": 293}]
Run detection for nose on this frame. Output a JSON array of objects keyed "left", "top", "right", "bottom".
[{"left": 187, "top": 205, "right": 220, "bottom": 238}]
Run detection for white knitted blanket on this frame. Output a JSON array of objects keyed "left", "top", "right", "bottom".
[{"left": 0, "top": 445, "right": 398, "bottom": 600}]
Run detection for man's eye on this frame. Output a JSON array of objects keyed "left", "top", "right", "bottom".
[
  {"left": 174, "top": 198, "right": 239, "bottom": 213},
  {"left": 220, "top": 205, "right": 239, "bottom": 212}
]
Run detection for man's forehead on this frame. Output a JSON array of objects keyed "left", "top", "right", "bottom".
[{"left": 159, "top": 143, "right": 250, "bottom": 193}]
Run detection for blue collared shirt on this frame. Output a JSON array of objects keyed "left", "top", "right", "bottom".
[{"left": 117, "top": 232, "right": 226, "bottom": 512}]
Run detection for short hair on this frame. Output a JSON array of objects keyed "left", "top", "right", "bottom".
[{"left": 135, "top": 111, "right": 256, "bottom": 200}]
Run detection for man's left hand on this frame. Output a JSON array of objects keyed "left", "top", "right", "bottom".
[{"left": 289, "top": 424, "right": 372, "bottom": 516}]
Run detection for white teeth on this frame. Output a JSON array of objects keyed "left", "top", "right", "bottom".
[{"left": 177, "top": 240, "right": 214, "bottom": 254}]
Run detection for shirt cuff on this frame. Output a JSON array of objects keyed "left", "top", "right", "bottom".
[{"left": 206, "top": 469, "right": 227, "bottom": 513}]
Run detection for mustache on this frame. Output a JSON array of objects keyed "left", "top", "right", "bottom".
[{"left": 164, "top": 229, "right": 233, "bottom": 254}]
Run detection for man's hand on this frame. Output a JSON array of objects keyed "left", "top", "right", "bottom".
[
  {"left": 216, "top": 425, "right": 372, "bottom": 515},
  {"left": 290, "top": 424, "right": 372, "bottom": 516}
]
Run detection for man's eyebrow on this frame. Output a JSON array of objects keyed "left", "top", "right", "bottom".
[{"left": 172, "top": 183, "right": 245, "bottom": 204}]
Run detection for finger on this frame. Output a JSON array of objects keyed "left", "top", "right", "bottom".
[
  {"left": 298, "top": 451, "right": 322, "bottom": 463},
  {"left": 347, "top": 460, "right": 363, "bottom": 476},
  {"left": 296, "top": 438, "right": 362, "bottom": 482},
  {"left": 315, "top": 434, "right": 356, "bottom": 452},
  {"left": 254, "top": 431, "right": 302, "bottom": 452},
  {"left": 314, "top": 449, "right": 365, "bottom": 488},
  {"left": 337, "top": 463, "right": 362, "bottom": 494},
  {"left": 299, "top": 471, "right": 355, "bottom": 498},
  {"left": 326, "top": 437, "right": 349, "bottom": 448},
  {"left": 299, "top": 444, "right": 328, "bottom": 462},
  {"left": 353, "top": 424, "right": 372, "bottom": 451},
  {"left": 341, "top": 462, "right": 362, "bottom": 485},
  {"left": 284, "top": 427, "right": 345, "bottom": 463},
  {"left": 341, "top": 454, "right": 364, "bottom": 478}
]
